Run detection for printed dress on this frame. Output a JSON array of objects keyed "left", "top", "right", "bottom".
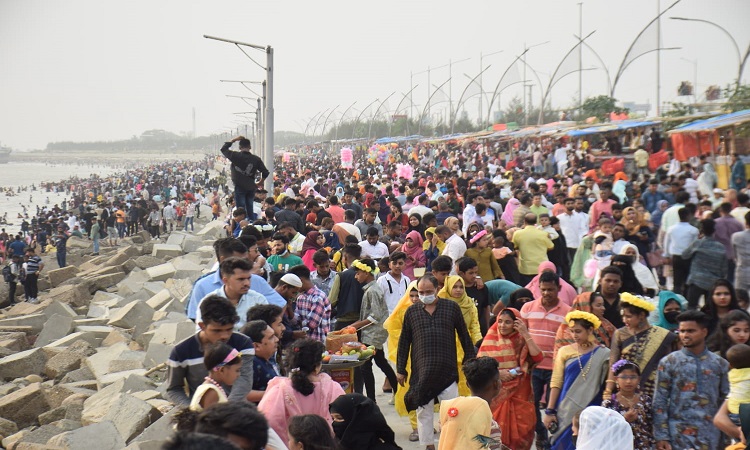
[{"left": 602, "top": 393, "right": 655, "bottom": 450}]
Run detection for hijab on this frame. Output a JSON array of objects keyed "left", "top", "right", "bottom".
[
  {"left": 525, "top": 261, "right": 577, "bottom": 306},
  {"left": 402, "top": 230, "right": 424, "bottom": 261},
  {"left": 610, "top": 254, "right": 644, "bottom": 295},
  {"left": 620, "top": 207, "right": 645, "bottom": 235},
  {"left": 301, "top": 231, "right": 323, "bottom": 254},
  {"left": 329, "top": 394, "right": 401, "bottom": 450},
  {"left": 424, "top": 227, "right": 445, "bottom": 253},
  {"left": 650, "top": 290, "right": 686, "bottom": 331},
  {"left": 439, "top": 275, "right": 481, "bottom": 343},
  {"left": 501, "top": 198, "right": 520, "bottom": 225},
  {"left": 619, "top": 244, "right": 659, "bottom": 293},
  {"left": 322, "top": 230, "right": 340, "bottom": 251},
  {"left": 407, "top": 213, "right": 425, "bottom": 236},
  {"left": 577, "top": 406, "right": 634, "bottom": 450},
  {"left": 507, "top": 288, "right": 534, "bottom": 310}
]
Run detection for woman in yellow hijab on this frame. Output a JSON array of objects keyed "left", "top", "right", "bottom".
[
  {"left": 383, "top": 280, "right": 471, "bottom": 441},
  {"left": 438, "top": 275, "right": 483, "bottom": 345}
]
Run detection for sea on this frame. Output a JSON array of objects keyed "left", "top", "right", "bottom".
[{"left": 0, "top": 162, "right": 121, "bottom": 234}]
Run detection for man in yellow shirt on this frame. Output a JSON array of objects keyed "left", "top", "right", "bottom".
[
  {"left": 512, "top": 213, "right": 554, "bottom": 285},
  {"left": 634, "top": 147, "right": 649, "bottom": 176}
]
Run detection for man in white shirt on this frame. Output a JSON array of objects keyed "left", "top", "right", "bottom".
[
  {"left": 359, "top": 227, "right": 389, "bottom": 260},
  {"left": 557, "top": 197, "right": 588, "bottom": 263},
  {"left": 437, "top": 225, "right": 466, "bottom": 270},
  {"left": 461, "top": 193, "right": 481, "bottom": 235},
  {"left": 376, "top": 251, "right": 411, "bottom": 314},
  {"left": 664, "top": 207, "right": 699, "bottom": 295},
  {"left": 195, "top": 256, "right": 268, "bottom": 331},
  {"left": 409, "top": 195, "right": 433, "bottom": 219}
]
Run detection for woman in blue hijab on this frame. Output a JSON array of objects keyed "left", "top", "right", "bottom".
[{"left": 650, "top": 290, "right": 686, "bottom": 331}]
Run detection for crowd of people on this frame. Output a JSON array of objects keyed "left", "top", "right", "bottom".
[{"left": 4, "top": 132, "right": 750, "bottom": 450}]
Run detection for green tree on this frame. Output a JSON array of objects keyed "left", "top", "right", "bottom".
[
  {"left": 725, "top": 83, "right": 750, "bottom": 112},
  {"left": 580, "top": 95, "right": 626, "bottom": 122}
]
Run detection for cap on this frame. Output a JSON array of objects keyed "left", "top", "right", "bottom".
[
  {"left": 713, "top": 188, "right": 724, "bottom": 194},
  {"left": 280, "top": 273, "right": 303, "bottom": 288}
]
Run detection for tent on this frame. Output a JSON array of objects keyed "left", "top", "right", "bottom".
[{"left": 668, "top": 109, "right": 750, "bottom": 161}]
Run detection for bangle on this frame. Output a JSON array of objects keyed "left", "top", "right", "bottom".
[
  {"left": 544, "top": 408, "right": 557, "bottom": 416},
  {"left": 606, "top": 380, "right": 616, "bottom": 385}
]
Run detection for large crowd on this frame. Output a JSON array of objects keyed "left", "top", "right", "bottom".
[{"left": 3, "top": 132, "right": 750, "bottom": 450}]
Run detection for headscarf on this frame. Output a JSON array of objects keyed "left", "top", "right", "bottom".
[
  {"left": 619, "top": 244, "right": 659, "bottom": 294},
  {"left": 378, "top": 195, "right": 389, "bottom": 223},
  {"left": 424, "top": 227, "right": 445, "bottom": 253},
  {"left": 335, "top": 186, "right": 345, "bottom": 198},
  {"left": 301, "top": 231, "right": 322, "bottom": 254},
  {"left": 478, "top": 307, "right": 529, "bottom": 370},
  {"left": 650, "top": 290, "right": 686, "bottom": 331},
  {"left": 620, "top": 207, "right": 645, "bottom": 235},
  {"left": 331, "top": 223, "right": 353, "bottom": 248},
  {"left": 525, "top": 261, "right": 577, "bottom": 306},
  {"left": 402, "top": 230, "right": 424, "bottom": 261},
  {"left": 610, "top": 255, "right": 644, "bottom": 295},
  {"left": 507, "top": 288, "right": 534, "bottom": 310},
  {"left": 437, "top": 396, "right": 494, "bottom": 450},
  {"left": 501, "top": 198, "right": 520, "bottom": 225},
  {"left": 329, "top": 394, "right": 401, "bottom": 449},
  {"left": 322, "top": 230, "right": 340, "bottom": 251},
  {"left": 576, "top": 406, "right": 634, "bottom": 450},
  {"left": 554, "top": 293, "right": 616, "bottom": 360},
  {"left": 438, "top": 275, "right": 482, "bottom": 344},
  {"left": 407, "top": 213, "right": 425, "bottom": 236},
  {"left": 650, "top": 199, "right": 669, "bottom": 227}
]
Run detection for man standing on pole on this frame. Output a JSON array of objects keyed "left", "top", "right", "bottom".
[{"left": 221, "top": 136, "right": 269, "bottom": 220}]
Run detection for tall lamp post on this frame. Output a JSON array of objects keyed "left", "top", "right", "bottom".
[
  {"left": 670, "top": 17, "right": 747, "bottom": 89},
  {"left": 204, "top": 35, "right": 274, "bottom": 192}
]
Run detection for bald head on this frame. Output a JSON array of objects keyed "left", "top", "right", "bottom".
[{"left": 524, "top": 213, "right": 537, "bottom": 226}]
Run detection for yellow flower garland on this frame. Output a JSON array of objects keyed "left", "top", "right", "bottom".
[
  {"left": 620, "top": 292, "right": 656, "bottom": 312},
  {"left": 352, "top": 260, "right": 378, "bottom": 275},
  {"left": 565, "top": 310, "right": 601, "bottom": 330}
]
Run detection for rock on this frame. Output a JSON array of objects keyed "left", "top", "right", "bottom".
[
  {"left": 44, "top": 341, "right": 96, "bottom": 380},
  {"left": 34, "top": 314, "right": 75, "bottom": 348},
  {"left": 171, "top": 258, "right": 203, "bottom": 280},
  {"left": 0, "top": 416, "right": 18, "bottom": 440},
  {"left": 107, "top": 301, "right": 155, "bottom": 330},
  {"left": 129, "top": 406, "right": 176, "bottom": 444},
  {"left": 143, "top": 343, "right": 170, "bottom": 369},
  {"left": 0, "top": 332, "right": 30, "bottom": 352},
  {"left": 3, "top": 300, "right": 50, "bottom": 319},
  {"left": 59, "top": 365, "right": 94, "bottom": 384},
  {"left": 165, "top": 233, "right": 187, "bottom": 247},
  {"left": 133, "top": 256, "right": 164, "bottom": 270},
  {"left": 0, "top": 348, "right": 47, "bottom": 380},
  {"left": 42, "top": 383, "right": 93, "bottom": 409},
  {"left": 97, "top": 370, "right": 148, "bottom": 388},
  {"left": 0, "top": 382, "right": 49, "bottom": 428},
  {"left": 144, "top": 263, "right": 175, "bottom": 282},
  {"left": 120, "top": 259, "right": 137, "bottom": 274},
  {"left": 108, "top": 359, "right": 143, "bottom": 373},
  {"left": 73, "top": 317, "right": 108, "bottom": 327},
  {"left": 196, "top": 219, "right": 227, "bottom": 239},
  {"left": 45, "top": 284, "right": 92, "bottom": 308},
  {"left": 42, "top": 301, "right": 78, "bottom": 320},
  {"left": 8, "top": 422, "right": 78, "bottom": 448},
  {"left": 25, "top": 374, "right": 43, "bottom": 383},
  {"left": 86, "top": 272, "right": 127, "bottom": 292},
  {"left": 74, "top": 326, "right": 115, "bottom": 342},
  {"left": 151, "top": 244, "right": 182, "bottom": 259},
  {"left": 101, "top": 394, "right": 159, "bottom": 442},
  {"left": 0, "top": 314, "right": 48, "bottom": 334},
  {"left": 116, "top": 270, "right": 149, "bottom": 297},
  {"left": 141, "top": 282, "right": 166, "bottom": 296},
  {"left": 82, "top": 374, "right": 155, "bottom": 424},
  {"left": 43, "top": 331, "right": 99, "bottom": 349},
  {"left": 39, "top": 406, "right": 67, "bottom": 425},
  {"left": 46, "top": 266, "right": 80, "bottom": 288},
  {"left": 101, "top": 329, "right": 132, "bottom": 347},
  {"left": 84, "top": 342, "right": 130, "bottom": 381},
  {"left": 47, "top": 420, "right": 125, "bottom": 450},
  {"left": 65, "top": 236, "right": 92, "bottom": 250},
  {"left": 144, "top": 289, "right": 172, "bottom": 310}
]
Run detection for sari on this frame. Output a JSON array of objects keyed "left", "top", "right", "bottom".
[
  {"left": 553, "top": 293, "right": 616, "bottom": 360},
  {"left": 383, "top": 281, "right": 469, "bottom": 419},
  {"left": 550, "top": 346, "right": 611, "bottom": 450},
  {"left": 609, "top": 325, "right": 678, "bottom": 398},
  {"left": 478, "top": 308, "right": 543, "bottom": 450}
]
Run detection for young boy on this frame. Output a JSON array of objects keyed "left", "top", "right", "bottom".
[
  {"left": 377, "top": 251, "right": 411, "bottom": 315},
  {"left": 350, "top": 258, "right": 398, "bottom": 401},
  {"left": 727, "top": 344, "right": 750, "bottom": 426},
  {"left": 431, "top": 255, "right": 453, "bottom": 290},
  {"left": 537, "top": 213, "right": 559, "bottom": 240}
]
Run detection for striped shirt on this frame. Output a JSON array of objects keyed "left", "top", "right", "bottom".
[
  {"left": 24, "top": 256, "right": 42, "bottom": 274},
  {"left": 520, "top": 299, "right": 571, "bottom": 370}
]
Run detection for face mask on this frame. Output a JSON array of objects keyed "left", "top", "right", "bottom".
[
  {"left": 331, "top": 421, "right": 347, "bottom": 438},
  {"left": 664, "top": 311, "right": 680, "bottom": 324},
  {"left": 588, "top": 197, "right": 596, "bottom": 202},
  {"left": 419, "top": 294, "right": 437, "bottom": 305}
]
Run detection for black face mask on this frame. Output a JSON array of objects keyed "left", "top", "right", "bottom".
[
  {"left": 331, "top": 420, "right": 348, "bottom": 438},
  {"left": 664, "top": 311, "right": 680, "bottom": 324}
]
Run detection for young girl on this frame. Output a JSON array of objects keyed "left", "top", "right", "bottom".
[
  {"left": 601, "top": 360, "right": 655, "bottom": 450},
  {"left": 189, "top": 342, "right": 242, "bottom": 411},
  {"left": 464, "top": 229, "right": 503, "bottom": 283}
]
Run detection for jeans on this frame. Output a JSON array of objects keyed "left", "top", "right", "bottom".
[
  {"left": 8, "top": 280, "right": 17, "bottom": 304},
  {"left": 532, "top": 368, "right": 553, "bottom": 447},
  {"left": 234, "top": 187, "right": 256, "bottom": 220},
  {"left": 183, "top": 216, "right": 194, "bottom": 231},
  {"left": 57, "top": 251, "right": 66, "bottom": 268},
  {"left": 117, "top": 223, "right": 127, "bottom": 238},
  {"left": 92, "top": 238, "right": 99, "bottom": 254},
  {"left": 356, "top": 344, "right": 398, "bottom": 402},
  {"left": 24, "top": 273, "right": 38, "bottom": 300},
  {"left": 686, "top": 284, "right": 709, "bottom": 310}
]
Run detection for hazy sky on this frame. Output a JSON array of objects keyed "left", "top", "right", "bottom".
[{"left": 1, "top": 0, "right": 748, "bottom": 150}]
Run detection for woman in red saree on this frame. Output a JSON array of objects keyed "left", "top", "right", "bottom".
[{"left": 478, "top": 307, "right": 544, "bottom": 450}]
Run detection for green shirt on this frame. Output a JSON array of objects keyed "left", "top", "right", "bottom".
[
  {"left": 267, "top": 253, "right": 303, "bottom": 273},
  {"left": 529, "top": 204, "right": 549, "bottom": 218}
]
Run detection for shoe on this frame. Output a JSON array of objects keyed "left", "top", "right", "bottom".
[
  {"left": 408, "top": 430, "right": 419, "bottom": 442},
  {"left": 388, "top": 395, "right": 395, "bottom": 405},
  {"left": 27, "top": 298, "right": 39, "bottom": 304}
]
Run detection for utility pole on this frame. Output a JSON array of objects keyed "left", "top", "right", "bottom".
[
  {"left": 578, "top": 3, "right": 583, "bottom": 119},
  {"left": 656, "top": 0, "right": 661, "bottom": 116}
]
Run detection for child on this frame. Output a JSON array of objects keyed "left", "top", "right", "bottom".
[
  {"left": 465, "top": 229, "right": 504, "bottom": 283},
  {"left": 601, "top": 359, "right": 655, "bottom": 450},
  {"left": 726, "top": 344, "right": 750, "bottom": 426},
  {"left": 537, "top": 213, "right": 559, "bottom": 240},
  {"left": 593, "top": 217, "right": 614, "bottom": 270},
  {"left": 189, "top": 342, "right": 243, "bottom": 411}
]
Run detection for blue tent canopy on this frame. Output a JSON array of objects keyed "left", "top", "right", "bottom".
[
  {"left": 567, "top": 120, "right": 661, "bottom": 137},
  {"left": 669, "top": 109, "right": 750, "bottom": 134}
]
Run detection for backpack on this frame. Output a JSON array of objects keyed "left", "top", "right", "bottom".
[{"left": 2, "top": 265, "right": 14, "bottom": 283}]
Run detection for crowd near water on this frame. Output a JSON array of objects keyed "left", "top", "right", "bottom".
[{"left": 2, "top": 132, "right": 750, "bottom": 450}]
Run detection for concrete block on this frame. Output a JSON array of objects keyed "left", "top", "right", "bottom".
[
  {"left": 46, "top": 266, "right": 80, "bottom": 288},
  {"left": 196, "top": 245, "right": 216, "bottom": 259},
  {"left": 10, "top": 422, "right": 78, "bottom": 447},
  {"left": 59, "top": 366, "right": 94, "bottom": 384},
  {"left": 0, "top": 416, "right": 18, "bottom": 440},
  {"left": 46, "top": 284, "right": 92, "bottom": 308},
  {"left": 144, "top": 289, "right": 172, "bottom": 310},
  {"left": 84, "top": 343, "right": 129, "bottom": 381},
  {"left": 39, "top": 406, "right": 67, "bottom": 425},
  {"left": 0, "top": 348, "right": 47, "bottom": 381},
  {"left": 45, "top": 352, "right": 84, "bottom": 380},
  {"left": 73, "top": 318, "right": 109, "bottom": 327},
  {"left": 0, "top": 382, "right": 49, "bottom": 429},
  {"left": 129, "top": 406, "right": 176, "bottom": 444},
  {"left": 43, "top": 331, "right": 99, "bottom": 349},
  {"left": 132, "top": 256, "right": 164, "bottom": 270},
  {"left": 108, "top": 360, "right": 144, "bottom": 372},
  {"left": 142, "top": 281, "right": 166, "bottom": 296},
  {"left": 0, "top": 313, "right": 47, "bottom": 334},
  {"left": 0, "top": 332, "right": 29, "bottom": 352},
  {"left": 145, "top": 263, "right": 175, "bottom": 282},
  {"left": 196, "top": 219, "right": 227, "bottom": 239},
  {"left": 143, "top": 342, "right": 170, "bottom": 369},
  {"left": 97, "top": 369, "right": 148, "bottom": 389},
  {"left": 91, "top": 291, "right": 125, "bottom": 305},
  {"left": 121, "top": 259, "right": 137, "bottom": 274},
  {"left": 34, "top": 314, "right": 75, "bottom": 348},
  {"left": 3, "top": 300, "right": 51, "bottom": 319},
  {"left": 101, "top": 394, "right": 158, "bottom": 442},
  {"left": 101, "top": 329, "right": 132, "bottom": 347},
  {"left": 43, "top": 301, "right": 79, "bottom": 320},
  {"left": 86, "top": 272, "right": 127, "bottom": 292},
  {"left": 165, "top": 233, "right": 187, "bottom": 246},
  {"left": 150, "top": 244, "right": 182, "bottom": 259},
  {"left": 171, "top": 258, "right": 203, "bottom": 280},
  {"left": 47, "top": 420, "right": 125, "bottom": 450},
  {"left": 75, "top": 326, "right": 115, "bottom": 342},
  {"left": 108, "top": 301, "right": 155, "bottom": 330}
]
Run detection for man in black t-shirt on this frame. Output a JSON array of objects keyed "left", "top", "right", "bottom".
[{"left": 221, "top": 136, "right": 270, "bottom": 220}]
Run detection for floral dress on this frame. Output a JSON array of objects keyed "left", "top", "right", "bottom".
[{"left": 602, "top": 392, "right": 655, "bottom": 450}]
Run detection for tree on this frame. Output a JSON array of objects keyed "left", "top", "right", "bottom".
[
  {"left": 579, "top": 95, "right": 626, "bottom": 122},
  {"left": 725, "top": 83, "right": 750, "bottom": 113}
]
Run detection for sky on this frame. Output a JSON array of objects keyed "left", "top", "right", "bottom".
[{"left": 1, "top": 0, "right": 748, "bottom": 150}]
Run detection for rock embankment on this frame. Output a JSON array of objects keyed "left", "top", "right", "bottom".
[{"left": 0, "top": 218, "right": 228, "bottom": 449}]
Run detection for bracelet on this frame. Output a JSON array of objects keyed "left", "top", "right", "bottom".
[
  {"left": 544, "top": 408, "right": 557, "bottom": 416},
  {"left": 605, "top": 380, "right": 616, "bottom": 385}
]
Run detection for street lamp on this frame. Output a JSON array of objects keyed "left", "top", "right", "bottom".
[
  {"left": 204, "top": 35, "right": 274, "bottom": 192},
  {"left": 522, "top": 41, "right": 550, "bottom": 125},
  {"left": 478, "top": 50, "right": 503, "bottom": 124},
  {"left": 670, "top": 17, "right": 745, "bottom": 88}
]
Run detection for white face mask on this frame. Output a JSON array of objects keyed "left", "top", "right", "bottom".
[{"left": 419, "top": 294, "right": 437, "bottom": 305}]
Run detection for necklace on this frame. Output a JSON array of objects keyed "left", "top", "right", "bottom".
[
  {"left": 626, "top": 325, "right": 652, "bottom": 364},
  {"left": 575, "top": 345, "right": 594, "bottom": 379},
  {"left": 204, "top": 376, "right": 227, "bottom": 398}
]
